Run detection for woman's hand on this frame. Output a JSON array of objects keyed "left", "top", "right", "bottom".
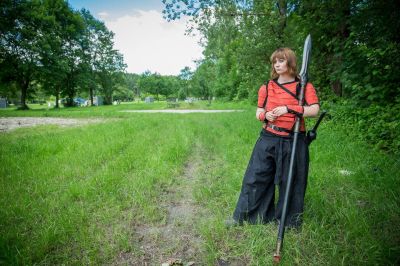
[
  {"left": 265, "top": 111, "right": 278, "bottom": 122},
  {"left": 272, "top": 106, "right": 288, "bottom": 117},
  {"left": 256, "top": 107, "right": 280, "bottom": 122}
]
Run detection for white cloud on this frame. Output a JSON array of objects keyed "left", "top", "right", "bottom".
[
  {"left": 103, "top": 10, "right": 203, "bottom": 75},
  {"left": 97, "top": 11, "right": 109, "bottom": 18}
]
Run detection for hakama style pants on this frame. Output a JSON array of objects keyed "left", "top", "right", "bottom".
[{"left": 233, "top": 129, "right": 309, "bottom": 227}]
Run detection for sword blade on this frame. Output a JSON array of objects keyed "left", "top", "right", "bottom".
[{"left": 299, "top": 34, "right": 312, "bottom": 86}]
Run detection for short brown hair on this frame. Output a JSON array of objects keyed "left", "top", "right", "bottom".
[{"left": 270, "top": 48, "right": 297, "bottom": 79}]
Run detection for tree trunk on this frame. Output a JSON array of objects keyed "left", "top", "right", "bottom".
[
  {"left": 19, "top": 79, "right": 29, "bottom": 110},
  {"left": 331, "top": 80, "right": 342, "bottom": 97},
  {"left": 277, "top": 0, "right": 287, "bottom": 45},
  {"left": 67, "top": 92, "right": 74, "bottom": 107},
  {"left": 105, "top": 93, "right": 112, "bottom": 105},
  {"left": 330, "top": 0, "right": 351, "bottom": 97},
  {"left": 55, "top": 88, "right": 60, "bottom": 108},
  {"left": 90, "top": 87, "right": 93, "bottom": 106}
]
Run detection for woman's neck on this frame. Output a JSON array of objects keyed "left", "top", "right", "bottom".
[{"left": 277, "top": 74, "right": 295, "bottom": 84}]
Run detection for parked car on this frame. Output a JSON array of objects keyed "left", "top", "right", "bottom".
[{"left": 73, "top": 98, "right": 87, "bottom": 106}]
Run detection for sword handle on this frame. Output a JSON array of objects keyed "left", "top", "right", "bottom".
[{"left": 311, "top": 110, "right": 327, "bottom": 132}]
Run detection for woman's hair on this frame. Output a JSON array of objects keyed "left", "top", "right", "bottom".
[{"left": 270, "top": 48, "right": 297, "bottom": 79}]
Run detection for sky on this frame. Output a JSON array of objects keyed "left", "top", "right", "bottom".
[{"left": 67, "top": 0, "right": 203, "bottom": 75}]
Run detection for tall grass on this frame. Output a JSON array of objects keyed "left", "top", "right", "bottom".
[
  {"left": 0, "top": 113, "right": 194, "bottom": 264},
  {"left": 0, "top": 102, "right": 399, "bottom": 265},
  {"left": 191, "top": 113, "right": 400, "bottom": 265},
  {"left": 0, "top": 100, "right": 251, "bottom": 118}
]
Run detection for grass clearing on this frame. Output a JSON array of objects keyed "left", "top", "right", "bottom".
[
  {"left": 0, "top": 102, "right": 399, "bottom": 265},
  {"left": 0, "top": 100, "right": 251, "bottom": 119}
]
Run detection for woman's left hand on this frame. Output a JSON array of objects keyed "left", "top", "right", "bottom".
[{"left": 272, "top": 106, "right": 288, "bottom": 116}]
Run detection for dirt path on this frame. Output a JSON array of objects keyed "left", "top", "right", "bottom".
[
  {"left": 0, "top": 117, "right": 105, "bottom": 132},
  {"left": 116, "top": 144, "right": 205, "bottom": 265},
  {"left": 120, "top": 110, "right": 243, "bottom": 114}
]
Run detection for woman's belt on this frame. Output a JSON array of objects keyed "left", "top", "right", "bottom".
[{"left": 267, "top": 123, "right": 293, "bottom": 134}]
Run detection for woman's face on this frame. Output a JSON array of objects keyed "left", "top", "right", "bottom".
[{"left": 274, "top": 57, "right": 288, "bottom": 75}]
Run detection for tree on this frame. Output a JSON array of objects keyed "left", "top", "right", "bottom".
[
  {"left": 287, "top": 0, "right": 400, "bottom": 104},
  {"left": 39, "top": 0, "right": 84, "bottom": 108},
  {"left": 342, "top": 0, "right": 400, "bottom": 104},
  {"left": 288, "top": 0, "right": 351, "bottom": 97},
  {"left": 94, "top": 28, "right": 126, "bottom": 105},
  {"left": 178, "top": 66, "right": 193, "bottom": 98},
  {"left": 139, "top": 71, "right": 163, "bottom": 101},
  {"left": 79, "top": 9, "right": 111, "bottom": 106},
  {"left": 163, "top": 0, "right": 286, "bottom": 101},
  {"left": 191, "top": 59, "right": 215, "bottom": 102},
  {"left": 0, "top": 0, "right": 44, "bottom": 109},
  {"left": 1, "top": 1, "right": 126, "bottom": 108},
  {"left": 124, "top": 73, "right": 140, "bottom": 100}
]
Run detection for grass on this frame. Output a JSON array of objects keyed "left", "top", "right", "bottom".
[
  {"left": 0, "top": 100, "right": 252, "bottom": 118},
  {"left": 0, "top": 101, "right": 399, "bottom": 265}
]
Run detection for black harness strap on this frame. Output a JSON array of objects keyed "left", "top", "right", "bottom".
[
  {"left": 272, "top": 79, "right": 309, "bottom": 105},
  {"left": 262, "top": 81, "right": 268, "bottom": 108}
]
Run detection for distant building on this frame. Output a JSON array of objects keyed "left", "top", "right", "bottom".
[
  {"left": 144, "top": 97, "right": 154, "bottom": 103},
  {"left": 0, "top": 98, "right": 7, "bottom": 108},
  {"left": 93, "top": 96, "right": 103, "bottom": 106}
]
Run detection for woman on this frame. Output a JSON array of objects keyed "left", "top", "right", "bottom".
[{"left": 227, "top": 47, "right": 319, "bottom": 228}]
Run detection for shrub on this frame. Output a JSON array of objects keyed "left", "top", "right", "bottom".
[{"left": 325, "top": 99, "right": 400, "bottom": 155}]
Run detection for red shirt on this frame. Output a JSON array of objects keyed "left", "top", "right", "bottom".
[{"left": 257, "top": 80, "right": 319, "bottom": 136}]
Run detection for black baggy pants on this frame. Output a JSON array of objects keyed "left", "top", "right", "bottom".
[{"left": 233, "top": 129, "right": 309, "bottom": 227}]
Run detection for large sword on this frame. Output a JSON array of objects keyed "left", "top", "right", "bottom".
[{"left": 273, "top": 34, "right": 312, "bottom": 263}]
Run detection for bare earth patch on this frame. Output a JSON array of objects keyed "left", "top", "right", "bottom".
[
  {"left": 120, "top": 109, "right": 243, "bottom": 114},
  {"left": 0, "top": 117, "right": 105, "bottom": 132},
  {"left": 115, "top": 145, "right": 205, "bottom": 265}
]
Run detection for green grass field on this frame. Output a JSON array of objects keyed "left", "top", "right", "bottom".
[{"left": 0, "top": 102, "right": 399, "bottom": 265}]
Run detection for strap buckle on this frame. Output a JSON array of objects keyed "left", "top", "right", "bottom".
[{"left": 267, "top": 124, "right": 293, "bottom": 134}]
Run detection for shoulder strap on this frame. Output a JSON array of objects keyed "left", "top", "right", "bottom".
[
  {"left": 272, "top": 79, "right": 308, "bottom": 105},
  {"left": 272, "top": 79, "right": 298, "bottom": 100},
  {"left": 262, "top": 81, "right": 269, "bottom": 108}
]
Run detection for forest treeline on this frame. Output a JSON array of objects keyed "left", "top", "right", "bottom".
[
  {"left": 0, "top": 0, "right": 217, "bottom": 107},
  {"left": 164, "top": 0, "right": 399, "bottom": 104},
  {"left": 0, "top": 0, "right": 126, "bottom": 108}
]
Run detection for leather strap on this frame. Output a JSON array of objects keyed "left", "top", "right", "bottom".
[
  {"left": 267, "top": 123, "right": 293, "bottom": 134},
  {"left": 272, "top": 79, "right": 309, "bottom": 105}
]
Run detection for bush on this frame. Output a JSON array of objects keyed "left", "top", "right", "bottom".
[{"left": 326, "top": 99, "right": 400, "bottom": 155}]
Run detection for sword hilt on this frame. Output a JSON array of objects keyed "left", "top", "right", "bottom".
[
  {"left": 306, "top": 110, "right": 327, "bottom": 145},
  {"left": 311, "top": 110, "right": 327, "bottom": 132}
]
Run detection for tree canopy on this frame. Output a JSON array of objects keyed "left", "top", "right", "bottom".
[
  {"left": 0, "top": 0, "right": 126, "bottom": 108},
  {"left": 163, "top": 0, "right": 399, "bottom": 105},
  {"left": 162, "top": 0, "right": 400, "bottom": 153}
]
